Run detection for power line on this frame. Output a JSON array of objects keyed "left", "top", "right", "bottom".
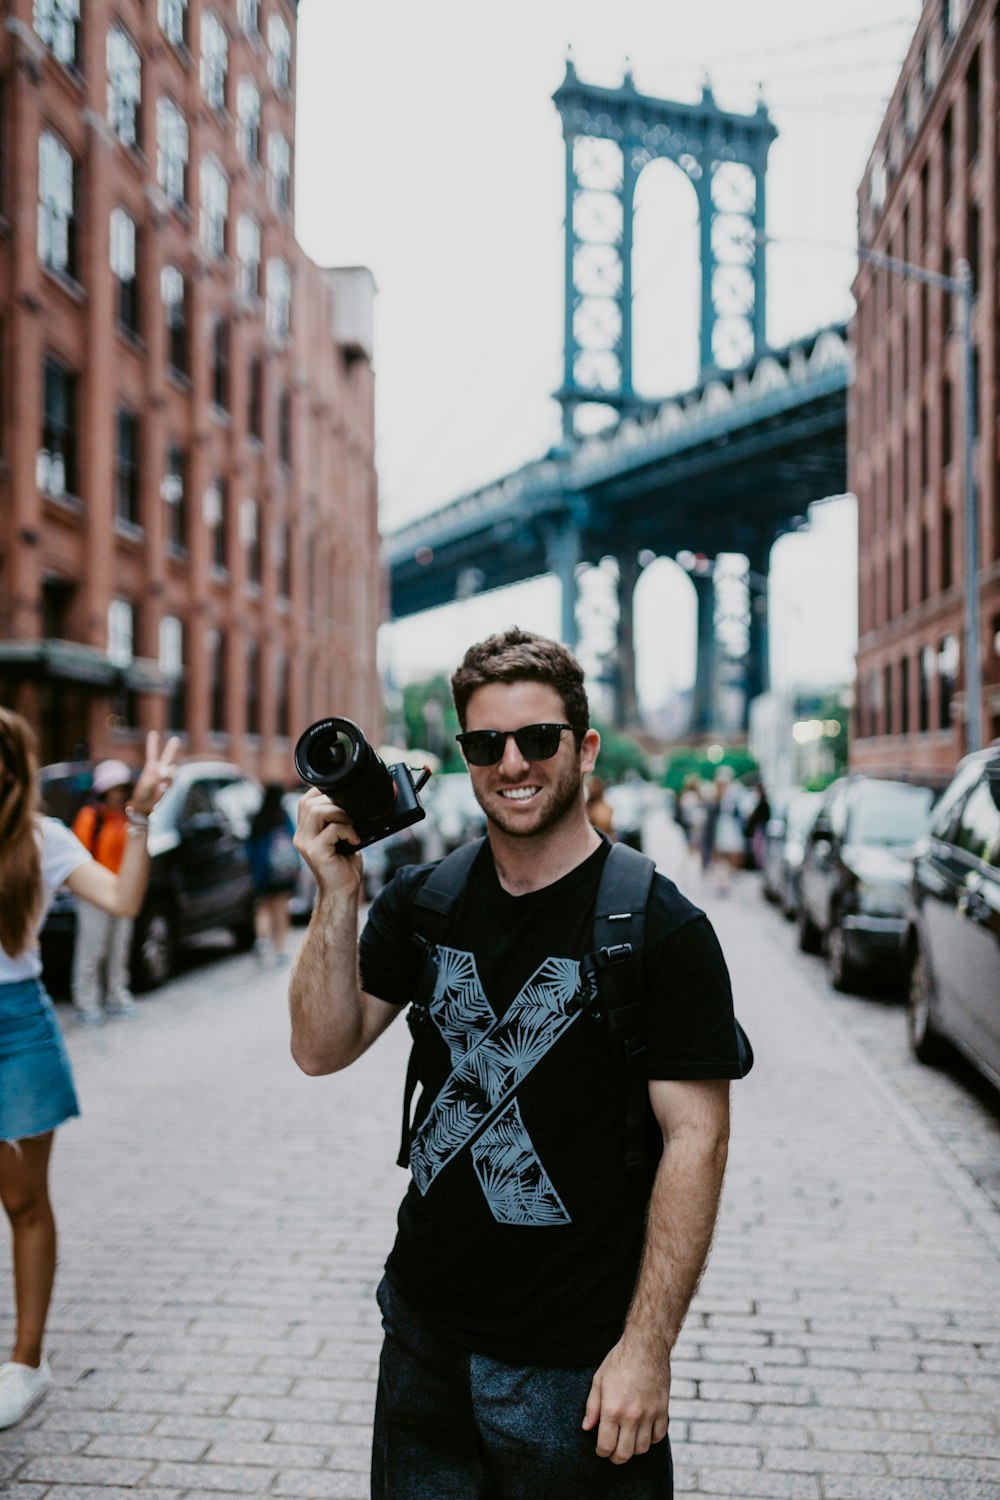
[{"left": 705, "top": 16, "right": 917, "bottom": 69}]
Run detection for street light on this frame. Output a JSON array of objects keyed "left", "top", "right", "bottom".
[{"left": 759, "top": 232, "right": 982, "bottom": 753}]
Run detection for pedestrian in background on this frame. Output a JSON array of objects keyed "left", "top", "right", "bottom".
[
  {"left": 744, "top": 782, "right": 772, "bottom": 872},
  {"left": 71, "top": 760, "right": 136, "bottom": 1025},
  {"left": 0, "top": 710, "right": 178, "bottom": 1430},
  {"left": 246, "top": 783, "right": 299, "bottom": 967},
  {"left": 677, "top": 773, "right": 706, "bottom": 879},
  {"left": 585, "top": 773, "right": 615, "bottom": 838},
  {"left": 706, "top": 769, "right": 745, "bottom": 893}
]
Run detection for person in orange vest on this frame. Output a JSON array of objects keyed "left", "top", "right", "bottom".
[{"left": 71, "top": 760, "right": 137, "bottom": 1025}]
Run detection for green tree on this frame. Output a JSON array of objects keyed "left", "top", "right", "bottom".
[
  {"left": 660, "top": 745, "right": 758, "bottom": 794},
  {"left": 401, "top": 675, "right": 463, "bottom": 771},
  {"left": 592, "top": 721, "right": 650, "bottom": 783}
]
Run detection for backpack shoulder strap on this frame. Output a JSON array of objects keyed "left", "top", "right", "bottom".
[
  {"left": 396, "top": 837, "right": 487, "bottom": 1168},
  {"left": 580, "top": 842, "right": 657, "bottom": 1180}
]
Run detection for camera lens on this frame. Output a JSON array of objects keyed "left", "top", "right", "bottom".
[{"left": 293, "top": 717, "right": 397, "bottom": 826}]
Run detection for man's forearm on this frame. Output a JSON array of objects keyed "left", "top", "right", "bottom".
[
  {"left": 623, "top": 1126, "right": 729, "bottom": 1359},
  {"left": 288, "top": 890, "right": 366, "bottom": 1074}
]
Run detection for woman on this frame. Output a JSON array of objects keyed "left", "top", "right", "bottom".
[
  {"left": 246, "top": 783, "right": 299, "bottom": 966},
  {"left": 0, "top": 710, "right": 179, "bottom": 1429}
]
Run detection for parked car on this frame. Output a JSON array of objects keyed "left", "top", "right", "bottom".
[
  {"left": 604, "top": 780, "right": 647, "bottom": 851},
  {"left": 905, "top": 746, "right": 1000, "bottom": 1091},
  {"left": 39, "top": 759, "right": 259, "bottom": 994},
  {"left": 797, "top": 776, "right": 935, "bottom": 992},
  {"left": 761, "top": 790, "right": 823, "bottom": 918}
]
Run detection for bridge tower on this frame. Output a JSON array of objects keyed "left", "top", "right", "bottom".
[{"left": 552, "top": 63, "right": 777, "bottom": 733}]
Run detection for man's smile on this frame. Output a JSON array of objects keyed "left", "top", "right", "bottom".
[{"left": 498, "top": 786, "right": 540, "bottom": 802}]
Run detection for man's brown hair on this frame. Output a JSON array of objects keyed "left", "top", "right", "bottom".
[{"left": 450, "top": 628, "right": 590, "bottom": 742}]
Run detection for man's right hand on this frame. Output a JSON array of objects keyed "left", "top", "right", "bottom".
[{"left": 294, "top": 787, "right": 365, "bottom": 898}]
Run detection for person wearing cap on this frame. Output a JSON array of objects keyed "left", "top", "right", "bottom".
[{"left": 70, "top": 760, "right": 138, "bottom": 1024}]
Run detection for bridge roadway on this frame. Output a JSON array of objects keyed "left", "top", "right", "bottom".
[{"left": 384, "top": 324, "right": 851, "bottom": 726}]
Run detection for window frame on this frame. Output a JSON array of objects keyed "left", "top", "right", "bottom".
[
  {"left": 107, "top": 25, "right": 142, "bottom": 149},
  {"left": 38, "top": 130, "right": 77, "bottom": 280}
]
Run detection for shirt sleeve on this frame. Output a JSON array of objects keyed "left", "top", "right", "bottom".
[
  {"left": 358, "top": 863, "right": 433, "bottom": 1008},
  {"left": 643, "top": 900, "right": 748, "bottom": 1081},
  {"left": 43, "top": 817, "right": 93, "bottom": 889}
]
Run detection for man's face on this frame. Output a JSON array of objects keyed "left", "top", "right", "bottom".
[{"left": 461, "top": 680, "right": 599, "bottom": 840}]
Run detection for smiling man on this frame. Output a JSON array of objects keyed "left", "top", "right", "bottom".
[{"left": 289, "top": 627, "right": 748, "bottom": 1500}]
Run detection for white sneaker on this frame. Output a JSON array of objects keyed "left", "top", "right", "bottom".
[
  {"left": 106, "top": 998, "right": 139, "bottom": 1017},
  {"left": 0, "top": 1361, "right": 52, "bottom": 1428}
]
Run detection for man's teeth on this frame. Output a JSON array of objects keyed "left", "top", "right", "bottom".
[{"left": 500, "top": 787, "right": 538, "bottom": 801}]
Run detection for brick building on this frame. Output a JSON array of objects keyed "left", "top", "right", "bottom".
[
  {"left": 850, "top": 0, "right": 1000, "bottom": 782},
  {"left": 0, "top": 0, "right": 383, "bottom": 777}
]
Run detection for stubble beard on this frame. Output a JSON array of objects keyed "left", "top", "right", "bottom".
[{"left": 474, "top": 757, "right": 584, "bottom": 841}]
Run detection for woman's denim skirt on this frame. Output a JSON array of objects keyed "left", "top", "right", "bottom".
[{"left": 0, "top": 978, "right": 80, "bottom": 1142}]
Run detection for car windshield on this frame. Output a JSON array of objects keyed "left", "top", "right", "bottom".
[{"left": 849, "top": 786, "right": 934, "bottom": 847}]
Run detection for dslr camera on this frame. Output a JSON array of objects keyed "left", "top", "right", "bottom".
[{"left": 294, "top": 717, "right": 430, "bottom": 855}]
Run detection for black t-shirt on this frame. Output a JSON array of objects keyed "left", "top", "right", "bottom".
[{"left": 359, "top": 839, "right": 744, "bottom": 1367}]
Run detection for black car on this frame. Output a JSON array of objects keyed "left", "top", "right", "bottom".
[
  {"left": 40, "top": 759, "right": 259, "bottom": 994},
  {"left": 761, "top": 790, "right": 823, "bottom": 918},
  {"left": 797, "top": 776, "right": 935, "bottom": 992},
  {"left": 906, "top": 747, "right": 1000, "bottom": 1091}
]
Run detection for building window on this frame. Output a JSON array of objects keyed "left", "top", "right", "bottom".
[
  {"left": 156, "top": 98, "right": 188, "bottom": 205},
  {"left": 919, "top": 281, "right": 929, "bottom": 364},
  {"left": 267, "top": 258, "right": 291, "bottom": 341},
  {"left": 902, "top": 535, "right": 910, "bottom": 611},
  {"left": 278, "top": 387, "right": 292, "bottom": 466},
  {"left": 245, "top": 639, "right": 262, "bottom": 738},
  {"left": 275, "top": 650, "right": 290, "bottom": 739},
  {"left": 160, "top": 616, "right": 186, "bottom": 733},
  {"left": 938, "top": 635, "right": 958, "bottom": 729},
  {"left": 941, "top": 375, "right": 953, "bottom": 467},
  {"left": 115, "top": 409, "right": 141, "bottom": 527},
  {"left": 38, "top": 132, "right": 76, "bottom": 279},
  {"left": 920, "top": 40, "right": 933, "bottom": 97},
  {"left": 204, "top": 479, "right": 228, "bottom": 571},
  {"left": 158, "top": 0, "right": 187, "bottom": 47},
  {"left": 241, "top": 498, "right": 261, "bottom": 586},
  {"left": 200, "top": 157, "right": 229, "bottom": 259},
  {"left": 919, "top": 159, "right": 930, "bottom": 249},
  {"left": 268, "top": 13, "right": 291, "bottom": 89},
  {"left": 237, "top": 78, "right": 261, "bottom": 164},
  {"left": 236, "top": 214, "right": 261, "bottom": 299},
  {"left": 941, "top": 504, "right": 953, "bottom": 589},
  {"left": 248, "top": 356, "right": 263, "bottom": 439},
  {"left": 39, "top": 355, "right": 77, "bottom": 498},
  {"left": 211, "top": 318, "right": 229, "bottom": 411},
  {"left": 107, "top": 597, "right": 135, "bottom": 665},
  {"left": 942, "top": 0, "right": 955, "bottom": 39},
  {"left": 276, "top": 519, "right": 291, "bottom": 600},
  {"left": 883, "top": 662, "right": 894, "bottom": 736},
  {"left": 900, "top": 655, "right": 910, "bottom": 735},
  {"left": 107, "top": 27, "right": 141, "bottom": 149},
  {"left": 33, "top": 0, "right": 80, "bottom": 67},
  {"left": 237, "top": 0, "right": 260, "bottom": 33},
  {"left": 966, "top": 201, "right": 980, "bottom": 298},
  {"left": 918, "top": 644, "right": 933, "bottom": 731},
  {"left": 200, "top": 11, "right": 228, "bottom": 112},
  {"left": 110, "top": 209, "right": 139, "bottom": 334},
  {"left": 161, "top": 265, "right": 188, "bottom": 376},
  {"left": 965, "top": 49, "right": 981, "bottom": 163},
  {"left": 268, "top": 132, "right": 291, "bottom": 216},
  {"left": 941, "top": 109, "right": 953, "bottom": 204},
  {"left": 207, "top": 628, "right": 226, "bottom": 734},
  {"left": 920, "top": 523, "right": 930, "bottom": 601},
  {"left": 163, "top": 443, "right": 186, "bottom": 552}
]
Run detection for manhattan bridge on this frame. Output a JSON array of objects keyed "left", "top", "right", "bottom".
[{"left": 384, "top": 63, "right": 850, "bottom": 732}]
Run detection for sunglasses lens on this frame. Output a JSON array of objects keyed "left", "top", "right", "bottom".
[
  {"left": 461, "top": 731, "right": 505, "bottom": 766},
  {"left": 514, "top": 725, "right": 562, "bottom": 760}
]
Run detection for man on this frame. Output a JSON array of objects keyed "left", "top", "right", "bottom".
[
  {"left": 290, "top": 628, "right": 747, "bottom": 1499},
  {"left": 71, "top": 759, "right": 139, "bottom": 1025}
]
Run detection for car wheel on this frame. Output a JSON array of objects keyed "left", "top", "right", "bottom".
[
  {"left": 131, "top": 902, "right": 176, "bottom": 992},
  {"left": 797, "top": 901, "right": 822, "bottom": 955},
  {"left": 827, "top": 917, "right": 859, "bottom": 994},
  {"left": 908, "top": 945, "right": 947, "bottom": 1065}
]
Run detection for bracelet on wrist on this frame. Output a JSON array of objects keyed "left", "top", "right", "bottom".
[{"left": 124, "top": 804, "right": 150, "bottom": 829}]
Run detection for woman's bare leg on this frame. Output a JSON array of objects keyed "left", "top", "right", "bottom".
[{"left": 0, "top": 1134, "right": 56, "bottom": 1367}]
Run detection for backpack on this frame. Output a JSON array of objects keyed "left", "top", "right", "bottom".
[
  {"left": 265, "top": 825, "right": 300, "bottom": 882},
  {"left": 396, "top": 838, "right": 753, "bottom": 1181}
]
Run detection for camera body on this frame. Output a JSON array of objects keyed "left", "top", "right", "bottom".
[{"left": 293, "top": 716, "right": 430, "bottom": 854}]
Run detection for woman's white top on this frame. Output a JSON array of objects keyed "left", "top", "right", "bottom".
[{"left": 0, "top": 818, "right": 92, "bottom": 983}]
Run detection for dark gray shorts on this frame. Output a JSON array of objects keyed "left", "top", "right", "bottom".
[{"left": 372, "top": 1276, "right": 672, "bottom": 1500}]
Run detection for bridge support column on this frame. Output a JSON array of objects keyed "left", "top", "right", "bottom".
[
  {"left": 545, "top": 521, "right": 581, "bottom": 652},
  {"left": 689, "top": 572, "right": 718, "bottom": 736},
  {"left": 613, "top": 550, "right": 641, "bottom": 729},
  {"left": 744, "top": 537, "right": 771, "bottom": 729}
]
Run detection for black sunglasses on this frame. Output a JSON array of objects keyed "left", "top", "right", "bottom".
[{"left": 456, "top": 723, "right": 576, "bottom": 767}]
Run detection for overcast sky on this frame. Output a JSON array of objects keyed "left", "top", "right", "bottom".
[{"left": 294, "top": 1, "right": 921, "bottom": 712}]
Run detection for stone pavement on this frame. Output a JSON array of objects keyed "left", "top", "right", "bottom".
[{"left": 1, "top": 813, "right": 999, "bottom": 1500}]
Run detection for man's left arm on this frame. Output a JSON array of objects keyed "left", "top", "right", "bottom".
[{"left": 582, "top": 1076, "right": 731, "bottom": 1465}]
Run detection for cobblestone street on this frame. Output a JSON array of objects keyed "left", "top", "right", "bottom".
[{"left": 2, "top": 812, "right": 1000, "bottom": 1499}]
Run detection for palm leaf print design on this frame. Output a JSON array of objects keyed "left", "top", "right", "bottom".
[{"left": 409, "top": 947, "right": 582, "bottom": 1224}]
